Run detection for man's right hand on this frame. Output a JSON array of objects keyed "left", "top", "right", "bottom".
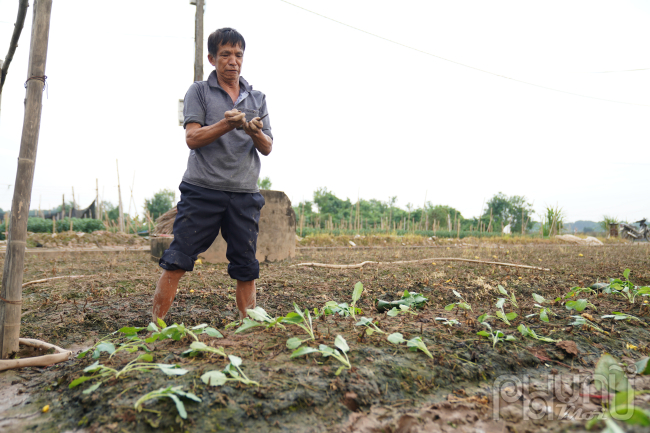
[{"left": 224, "top": 109, "right": 246, "bottom": 129}]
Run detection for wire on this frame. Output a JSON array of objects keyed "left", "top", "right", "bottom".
[{"left": 278, "top": 0, "right": 649, "bottom": 107}]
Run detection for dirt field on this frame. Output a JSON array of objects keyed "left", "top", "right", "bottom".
[{"left": 1, "top": 242, "right": 650, "bottom": 432}]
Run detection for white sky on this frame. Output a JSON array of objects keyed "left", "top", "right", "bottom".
[{"left": 1, "top": 0, "right": 649, "bottom": 223}]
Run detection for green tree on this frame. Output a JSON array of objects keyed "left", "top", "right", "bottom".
[
  {"left": 144, "top": 189, "right": 176, "bottom": 220},
  {"left": 480, "top": 192, "right": 534, "bottom": 233},
  {"left": 257, "top": 176, "right": 272, "bottom": 190}
]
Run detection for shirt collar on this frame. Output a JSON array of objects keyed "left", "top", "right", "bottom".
[{"left": 207, "top": 70, "right": 252, "bottom": 92}]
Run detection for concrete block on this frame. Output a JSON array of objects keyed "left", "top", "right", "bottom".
[{"left": 150, "top": 190, "right": 296, "bottom": 264}]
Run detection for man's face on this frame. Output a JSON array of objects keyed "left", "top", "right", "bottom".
[{"left": 209, "top": 43, "right": 243, "bottom": 81}]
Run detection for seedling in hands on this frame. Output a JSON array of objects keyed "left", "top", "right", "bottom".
[
  {"left": 387, "top": 333, "right": 433, "bottom": 358},
  {"left": 497, "top": 285, "right": 518, "bottom": 308},
  {"left": 291, "top": 335, "right": 352, "bottom": 375},
  {"left": 354, "top": 317, "right": 386, "bottom": 336},
  {"left": 445, "top": 290, "right": 473, "bottom": 312},
  {"left": 201, "top": 355, "right": 260, "bottom": 387},
  {"left": 387, "top": 304, "right": 417, "bottom": 317},
  {"left": 495, "top": 298, "right": 518, "bottom": 325},
  {"left": 476, "top": 322, "right": 516, "bottom": 348},
  {"left": 134, "top": 386, "right": 201, "bottom": 420},
  {"left": 517, "top": 324, "right": 557, "bottom": 343}
]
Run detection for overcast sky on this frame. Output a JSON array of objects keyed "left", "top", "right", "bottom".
[{"left": 1, "top": 0, "right": 648, "bottom": 223}]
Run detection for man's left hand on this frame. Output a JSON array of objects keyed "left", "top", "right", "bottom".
[{"left": 243, "top": 117, "right": 263, "bottom": 136}]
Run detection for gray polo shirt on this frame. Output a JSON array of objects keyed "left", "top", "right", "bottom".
[{"left": 182, "top": 71, "right": 272, "bottom": 193}]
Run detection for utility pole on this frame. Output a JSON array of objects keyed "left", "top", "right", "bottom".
[
  {"left": 0, "top": 0, "right": 53, "bottom": 359},
  {"left": 193, "top": 0, "right": 205, "bottom": 82}
]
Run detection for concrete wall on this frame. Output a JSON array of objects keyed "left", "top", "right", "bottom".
[{"left": 150, "top": 190, "right": 296, "bottom": 264}]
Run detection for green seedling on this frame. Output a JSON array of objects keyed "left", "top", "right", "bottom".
[
  {"left": 525, "top": 295, "right": 556, "bottom": 323},
  {"left": 354, "top": 317, "right": 385, "bottom": 336},
  {"left": 387, "top": 332, "right": 433, "bottom": 358},
  {"left": 282, "top": 303, "right": 316, "bottom": 340},
  {"left": 498, "top": 285, "right": 518, "bottom": 308},
  {"left": 495, "top": 298, "right": 518, "bottom": 325},
  {"left": 555, "top": 286, "right": 595, "bottom": 302},
  {"left": 476, "top": 322, "right": 516, "bottom": 348},
  {"left": 69, "top": 354, "right": 188, "bottom": 394},
  {"left": 291, "top": 335, "right": 351, "bottom": 375},
  {"left": 565, "top": 298, "right": 597, "bottom": 312},
  {"left": 181, "top": 341, "right": 228, "bottom": 358},
  {"left": 387, "top": 304, "right": 417, "bottom": 317},
  {"left": 77, "top": 326, "right": 147, "bottom": 359},
  {"left": 146, "top": 318, "right": 222, "bottom": 343},
  {"left": 570, "top": 315, "right": 607, "bottom": 334},
  {"left": 517, "top": 324, "right": 557, "bottom": 343},
  {"left": 592, "top": 269, "right": 650, "bottom": 304},
  {"left": 445, "top": 290, "right": 473, "bottom": 312},
  {"left": 323, "top": 282, "right": 365, "bottom": 318},
  {"left": 635, "top": 357, "right": 650, "bottom": 375},
  {"left": 601, "top": 312, "right": 642, "bottom": 322},
  {"left": 201, "top": 355, "right": 260, "bottom": 387},
  {"left": 376, "top": 290, "right": 428, "bottom": 313},
  {"left": 234, "top": 307, "right": 287, "bottom": 334},
  {"left": 435, "top": 317, "right": 460, "bottom": 326},
  {"left": 134, "top": 386, "right": 201, "bottom": 419}
]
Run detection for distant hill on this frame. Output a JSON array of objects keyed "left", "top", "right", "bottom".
[{"left": 565, "top": 220, "right": 603, "bottom": 233}]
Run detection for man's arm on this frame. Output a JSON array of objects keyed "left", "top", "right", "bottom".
[
  {"left": 243, "top": 118, "right": 273, "bottom": 156},
  {"left": 185, "top": 109, "right": 245, "bottom": 150}
]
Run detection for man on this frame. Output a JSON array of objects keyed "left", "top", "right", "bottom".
[{"left": 152, "top": 28, "right": 273, "bottom": 321}]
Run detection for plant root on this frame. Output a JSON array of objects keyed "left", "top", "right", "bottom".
[
  {"left": 290, "top": 258, "right": 550, "bottom": 271},
  {"left": 0, "top": 338, "right": 72, "bottom": 371}
]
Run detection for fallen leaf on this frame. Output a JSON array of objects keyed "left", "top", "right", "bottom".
[{"left": 556, "top": 340, "right": 579, "bottom": 356}]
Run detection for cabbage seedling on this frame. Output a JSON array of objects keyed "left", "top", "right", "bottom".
[
  {"left": 181, "top": 341, "right": 227, "bottom": 358},
  {"left": 376, "top": 290, "right": 428, "bottom": 313},
  {"left": 435, "top": 317, "right": 460, "bottom": 326},
  {"left": 387, "top": 304, "right": 416, "bottom": 317},
  {"left": 476, "top": 322, "right": 516, "bottom": 348},
  {"left": 565, "top": 299, "right": 597, "bottom": 312},
  {"left": 601, "top": 312, "right": 641, "bottom": 322},
  {"left": 291, "top": 335, "right": 352, "bottom": 375},
  {"left": 444, "top": 290, "right": 473, "bottom": 312},
  {"left": 354, "top": 317, "right": 385, "bottom": 335},
  {"left": 134, "top": 386, "right": 201, "bottom": 420},
  {"left": 146, "top": 318, "right": 222, "bottom": 342},
  {"left": 495, "top": 298, "right": 517, "bottom": 325},
  {"left": 234, "top": 307, "right": 287, "bottom": 334},
  {"left": 525, "top": 295, "right": 556, "bottom": 323},
  {"left": 281, "top": 303, "right": 316, "bottom": 340},
  {"left": 569, "top": 315, "right": 606, "bottom": 334},
  {"left": 497, "top": 285, "right": 518, "bottom": 308},
  {"left": 201, "top": 355, "right": 260, "bottom": 387},
  {"left": 387, "top": 333, "right": 433, "bottom": 358},
  {"left": 517, "top": 324, "right": 557, "bottom": 343}
]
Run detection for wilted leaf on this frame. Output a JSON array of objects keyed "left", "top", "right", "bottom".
[
  {"left": 556, "top": 340, "right": 578, "bottom": 356},
  {"left": 387, "top": 333, "right": 406, "bottom": 344},
  {"left": 286, "top": 337, "right": 302, "bottom": 349},
  {"left": 334, "top": 335, "right": 349, "bottom": 353}
]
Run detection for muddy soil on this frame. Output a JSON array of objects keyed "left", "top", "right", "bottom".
[{"left": 1, "top": 244, "right": 650, "bottom": 432}]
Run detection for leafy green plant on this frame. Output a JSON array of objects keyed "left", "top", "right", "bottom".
[
  {"left": 376, "top": 290, "right": 428, "bottom": 313},
  {"left": 146, "top": 319, "right": 222, "bottom": 343},
  {"left": 476, "top": 322, "right": 516, "bottom": 348},
  {"left": 525, "top": 293, "right": 556, "bottom": 323},
  {"left": 555, "top": 286, "right": 595, "bottom": 302},
  {"left": 291, "top": 335, "right": 352, "bottom": 375},
  {"left": 322, "top": 282, "right": 365, "bottom": 318},
  {"left": 517, "top": 324, "right": 557, "bottom": 343},
  {"left": 601, "top": 312, "right": 641, "bottom": 322},
  {"left": 387, "top": 304, "right": 417, "bottom": 317},
  {"left": 69, "top": 354, "right": 188, "bottom": 394},
  {"left": 596, "top": 269, "right": 650, "bottom": 304},
  {"left": 497, "top": 285, "right": 518, "bottom": 308},
  {"left": 134, "top": 386, "right": 201, "bottom": 419},
  {"left": 234, "top": 307, "right": 286, "bottom": 334},
  {"left": 201, "top": 355, "right": 260, "bottom": 387},
  {"left": 495, "top": 298, "right": 518, "bottom": 325},
  {"left": 282, "top": 303, "right": 316, "bottom": 340},
  {"left": 181, "top": 341, "right": 227, "bottom": 358},
  {"left": 445, "top": 290, "right": 473, "bottom": 312},
  {"left": 354, "top": 317, "right": 385, "bottom": 336},
  {"left": 387, "top": 333, "right": 433, "bottom": 358},
  {"left": 565, "top": 299, "right": 597, "bottom": 312}
]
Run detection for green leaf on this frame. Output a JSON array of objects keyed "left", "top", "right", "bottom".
[
  {"left": 613, "top": 390, "right": 635, "bottom": 409},
  {"left": 505, "top": 312, "right": 518, "bottom": 321},
  {"left": 498, "top": 285, "right": 508, "bottom": 295},
  {"left": 286, "top": 337, "right": 303, "bottom": 349},
  {"left": 203, "top": 327, "right": 223, "bottom": 338},
  {"left": 118, "top": 326, "right": 145, "bottom": 335},
  {"left": 290, "top": 346, "right": 319, "bottom": 358},
  {"left": 366, "top": 328, "right": 374, "bottom": 336},
  {"left": 517, "top": 324, "right": 530, "bottom": 337},
  {"left": 594, "top": 353, "right": 629, "bottom": 392},
  {"left": 228, "top": 355, "right": 242, "bottom": 367},
  {"left": 82, "top": 382, "right": 102, "bottom": 395},
  {"left": 540, "top": 309, "right": 549, "bottom": 322},
  {"left": 319, "top": 345, "right": 336, "bottom": 356},
  {"left": 505, "top": 336, "right": 517, "bottom": 341},
  {"left": 566, "top": 299, "right": 588, "bottom": 312},
  {"left": 352, "top": 282, "right": 363, "bottom": 303},
  {"left": 496, "top": 298, "right": 506, "bottom": 309},
  {"left": 496, "top": 310, "right": 510, "bottom": 325},
  {"left": 174, "top": 389, "right": 202, "bottom": 403},
  {"left": 96, "top": 342, "right": 116, "bottom": 356},
  {"left": 201, "top": 370, "right": 228, "bottom": 386},
  {"left": 147, "top": 322, "right": 159, "bottom": 332},
  {"left": 387, "top": 333, "right": 406, "bottom": 345},
  {"left": 355, "top": 317, "right": 372, "bottom": 326},
  {"left": 83, "top": 361, "right": 102, "bottom": 373},
  {"left": 623, "top": 268, "right": 631, "bottom": 280},
  {"left": 458, "top": 302, "right": 471, "bottom": 310},
  {"left": 247, "top": 307, "right": 273, "bottom": 323},
  {"left": 387, "top": 308, "right": 399, "bottom": 317},
  {"left": 406, "top": 337, "right": 433, "bottom": 358},
  {"left": 334, "top": 335, "right": 349, "bottom": 353},
  {"left": 158, "top": 364, "right": 188, "bottom": 376},
  {"left": 156, "top": 317, "right": 167, "bottom": 329},
  {"left": 69, "top": 376, "right": 94, "bottom": 388},
  {"left": 452, "top": 290, "right": 461, "bottom": 298},
  {"left": 136, "top": 353, "right": 153, "bottom": 362},
  {"left": 532, "top": 293, "right": 546, "bottom": 304},
  {"left": 613, "top": 406, "right": 650, "bottom": 425},
  {"left": 635, "top": 357, "right": 650, "bottom": 375},
  {"left": 76, "top": 349, "right": 91, "bottom": 359},
  {"left": 282, "top": 312, "right": 304, "bottom": 324},
  {"left": 477, "top": 331, "right": 491, "bottom": 338},
  {"left": 603, "top": 418, "right": 626, "bottom": 433},
  {"left": 145, "top": 335, "right": 159, "bottom": 344},
  {"left": 168, "top": 394, "right": 187, "bottom": 419},
  {"left": 234, "top": 318, "right": 263, "bottom": 334}
]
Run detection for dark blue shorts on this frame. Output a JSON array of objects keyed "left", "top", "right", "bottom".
[{"left": 159, "top": 182, "right": 265, "bottom": 281}]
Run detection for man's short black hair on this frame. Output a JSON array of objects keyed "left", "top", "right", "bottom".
[{"left": 208, "top": 28, "right": 246, "bottom": 56}]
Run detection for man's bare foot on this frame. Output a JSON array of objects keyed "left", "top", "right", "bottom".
[
  {"left": 236, "top": 280, "right": 256, "bottom": 319},
  {"left": 152, "top": 269, "right": 186, "bottom": 322}
]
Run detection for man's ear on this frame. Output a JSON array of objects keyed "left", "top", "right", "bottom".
[{"left": 208, "top": 53, "right": 216, "bottom": 66}]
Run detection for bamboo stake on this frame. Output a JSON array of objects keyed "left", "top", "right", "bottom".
[
  {"left": 0, "top": 0, "right": 54, "bottom": 359},
  {"left": 116, "top": 160, "right": 124, "bottom": 232},
  {"left": 291, "top": 257, "right": 550, "bottom": 271}
]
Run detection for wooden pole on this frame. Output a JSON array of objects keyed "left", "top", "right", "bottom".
[
  {"left": 0, "top": 0, "right": 53, "bottom": 359},
  {"left": 95, "top": 179, "right": 99, "bottom": 219},
  {"left": 194, "top": 0, "right": 204, "bottom": 82},
  {"left": 116, "top": 160, "right": 124, "bottom": 232}
]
